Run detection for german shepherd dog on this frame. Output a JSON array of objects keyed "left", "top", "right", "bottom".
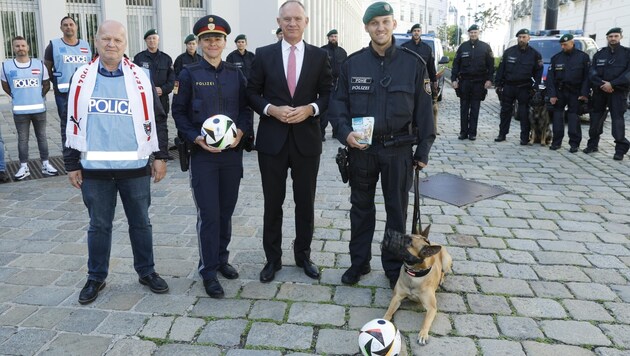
[{"left": 529, "top": 89, "right": 552, "bottom": 145}]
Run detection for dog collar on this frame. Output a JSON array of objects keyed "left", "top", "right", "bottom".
[{"left": 404, "top": 264, "right": 432, "bottom": 278}]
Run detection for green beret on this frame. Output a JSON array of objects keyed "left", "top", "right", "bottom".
[
  {"left": 234, "top": 34, "right": 246, "bottom": 42},
  {"left": 326, "top": 29, "right": 338, "bottom": 37},
  {"left": 410, "top": 23, "right": 421, "bottom": 31},
  {"left": 362, "top": 1, "right": 394, "bottom": 24},
  {"left": 276, "top": 27, "right": 282, "bottom": 35},
  {"left": 559, "top": 33, "right": 573, "bottom": 43},
  {"left": 184, "top": 34, "right": 196, "bottom": 44},
  {"left": 515, "top": 28, "right": 530, "bottom": 37},
  {"left": 468, "top": 24, "right": 479, "bottom": 32},
  {"left": 606, "top": 27, "right": 622, "bottom": 36},
  {"left": 144, "top": 29, "right": 158, "bottom": 39}
]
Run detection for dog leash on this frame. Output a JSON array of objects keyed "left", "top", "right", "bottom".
[{"left": 412, "top": 166, "right": 422, "bottom": 235}]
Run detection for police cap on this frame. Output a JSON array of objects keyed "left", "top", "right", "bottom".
[
  {"left": 515, "top": 28, "right": 530, "bottom": 36},
  {"left": 193, "top": 15, "right": 231, "bottom": 38},
  {"left": 606, "top": 27, "right": 622, "bottom": 36},
  {"left": 234, "top": 34, "right": 246, "bottom": 42},
  {"left": 410, "top": 23, "right": 421, "bottom": 31},
  {"left": 362, "top": 2, "right": 394, "bottom": 24},
  {"left": 144, "top": 29, "right": 157, "bottom": 40},
  {"left": 184, "top": 34, "right": 196, "bottom": 44},
  {"left": 468, "top": 24, "right": 479, "bottom": 32},
  {"left": 327, "top": 29, "right": 338, "bottom": 37},
  {"left": 559, "top": 33, "right": 573, "bottom": 43}
]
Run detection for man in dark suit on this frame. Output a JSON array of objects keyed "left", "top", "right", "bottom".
[{"left": 247, "top": 0, "right": 332, "bottom": 283}]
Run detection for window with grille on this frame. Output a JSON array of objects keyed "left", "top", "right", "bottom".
[
  {"left": 0, "top": 0, "right": 39, "bottom": 60},
  {"left": 180, "top": 0, "right": 203, "bottom": 8},
  {"left": 126, "top": 0, "right": 153, "bottom": 6}
]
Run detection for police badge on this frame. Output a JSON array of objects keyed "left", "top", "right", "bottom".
[
  {"left": 424, "top": 79, "right": 432, "bottom": 95},
  {"left": 143, "top": 122, "right": 152, "bottom": 137}
]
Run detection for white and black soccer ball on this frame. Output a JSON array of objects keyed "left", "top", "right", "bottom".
[
  {"left": 201, "top": 114, "right": 237, "bottom": 149},
  {"left": 358, "top": 318, "right": 402, "bottom": 356}
]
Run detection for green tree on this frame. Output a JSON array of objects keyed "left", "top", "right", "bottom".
[
  {"left": 447, "top": 25, "right": 461, "bottom": 47},
  {"left": 473, "top": 4, "right": 502, "bottom": 32}
]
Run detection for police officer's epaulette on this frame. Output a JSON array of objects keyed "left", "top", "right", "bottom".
[
  {"left": 185, "top": 62, "right": 204, "bottom": 72},
  {"left": 222, "top": 61, "right": 238, "bottom": 71},
  {"left": 345, "top": 47, "right": 369, "bottom": 61},
  {"left": 399, "top": 46, "right": 427, "bottom": 66}
]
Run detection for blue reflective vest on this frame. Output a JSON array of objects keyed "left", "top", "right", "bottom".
[
  {"left": 51, "top": 38, "right": 92, "bottom": 93},
  {"left": 3, "top": 58, "right": 46, "bottom": 114}
]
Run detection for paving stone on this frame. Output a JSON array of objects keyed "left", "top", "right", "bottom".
[
  {"left": 288, "top": 302, "right": 345, "bottom": 326},
  {"left": 534, "top": 251, "right": 592, "bottom": 266},
  {"left": 583, "top": 268, "right": 628, "bottom": 285},
  {"left": 453, "top": 314, "right": 499, "bottom": 338},
  {"left": 506, "top": 239, "right": 541, "bottom": 251},
  {"left": 611, "top": 285, "right": 630, "bottom": 302},
  {"left": 521, "top": 341, "right": 596, "bottom": 356},
  {"left": 5, "top": 269, "right": 62, "bottom": 286},
  {"left": 467, "top": 248, "right": 501, "bottom": 262},
  {"left": 533, "top": 265, "right": 591, "bottom": 282},
  {"left": 452, "top": 260, "right": 499, "bottom": 276},
  {"left": 240, "top": 281, "right": 279, "bottom": 299},
  {"left": 249, "top": 300, "right": 287, "bottom": 322},
  {"left": 497, "top": 316, "right": 544, "bottom": 340},
  {"left": 499, "top": 250, "right": 536, "bottom": 264},
  {"left": 169, "top": 317, "right": 205, "bottom": 342},
  {"left": 513, "top": 229, "right": 558, "bottom": 240},
  {"left": 14, "top": 286, "right": 74, "bottom": 306},
  {"left": 489, "top": 218, "right": 529, "bottom": 228},
  {"left": 333, "top": 286, "right": 372, "bottom": 306},
  {"left": 226, "top": 351, "right": 283, "bottom": 356},
  {"left": 391, "top": 310, "right": 451, "bottom": 335},
  {"left": 373, "top": 288, "right": 394, "bottom": 308},
  {"left": 55, "top": 309, "right": 109, "bottom": 333},
  {"left": 20, "top": 307, "right": 71, "bottom": 329},
  {"left": 481, "top": 227, "right": 513, "bottom": 238},
  {"left": 133, "top": 294, "right": 196, "bottom": 315},
  {"left": 154, "top": 344, "right": 220, "bottom": 356},
  {"left": 139, "top": 316, "right": 174, "bottom": 339},
  {"left": 0, "top": 305, "right": 37, "bottom": 326},
  {"left": 348, "top": 307, "right": 385, "bottom": 329},
  {"left": 191, "top": 298, "right": 251, "bottom": 318},
  {"left": 593, "top": 347, "right": 630, "bottom": 356},
  {"left": 600, "top": 324, "right": 630, "bottom": 348},
  {"left": 476, "top": 277, "right": 534, "bottom": 296},
  {"left": 498, "top": 263, "right": 539, "bottom": 280},
  {"left": 585, "top": 255, "right": 627, "bottom": 269},
  {"left": 0, "top": 327, "right": 14, "bottom": 344},
  {"left": 94, "top": 291, "right": 144, "bottom": 311},
  {"left": 440, "top": 275, "right": 477, "bottom": 293},
  {"left": 408, "top": 336, "right": 477, "bottom": 356},
  {"left": 586, "top": 243, "right": 630, "bottom": 256},
  {"left": 39, "top": 333, "right": 111, "bottom": 356},
  {"left": 510, "top": 297, "right": 567, "bottom": 318},
  {"left": 541, "top": 320, "right": 611, "bottom": 346},
  {"left": 96, "top": 312, "right": 147, "bottom": 336},
  {"left": 477, "top": 237, "right": 507, "bottom": 249},
  {"left": 316, "top": 329, "right": 359, "bottom": 355},
  {"left": 436, "top": 292, "right": 467, "bottom": 313},
  {"left": 530, "top": 281, "right": 574, "bottom": 298},
  {"left": 604, "top": 302, "right": 630, "bottom": 324},
  {"left": 567, "top": 282, "right": 619, "bottom": 301},
  {"left": 197, "top": 318, "right": 247, "bottom": 346},
  {"left": 563, "top": 299, "right": 614, "bottom": 322},
  {"left": 467, "top": 294, "right": 512, "bottom": 315},
  {"left": 538, "top": 240, "right": 588, "bottom": 253},
  {"left": 105, "top": 338, "right": 157, "bottom": 356},
  {"left": 246, "top": 322, "right": 313, "bottom": 350},
  {"left": 0, "top": 328, "right": 57, "bottom": 356},
  {"left": 446, "top": 235, "right": 478, "bottom": 247},
  {"left": 478, "top": 339, "right": 526, "bottom": 356},
  {"left": 276, "top": 283, "right": 332, "bottom": 302}
]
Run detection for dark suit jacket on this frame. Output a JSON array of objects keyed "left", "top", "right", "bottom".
[{"left": 247, "top": 41, "right": 332, "bottom": 157}]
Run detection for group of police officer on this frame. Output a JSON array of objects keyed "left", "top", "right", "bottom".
[{"left": 453, "top": 25, "right": 630, "bottom": 161}]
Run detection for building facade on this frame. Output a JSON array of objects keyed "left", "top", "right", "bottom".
[{"left": 0, "top": 0, "right": 364, "bottom": 63}]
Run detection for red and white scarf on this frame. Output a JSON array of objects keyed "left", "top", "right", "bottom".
[{"left": 65, "top": 57, "right": 158, "bottom": 158}]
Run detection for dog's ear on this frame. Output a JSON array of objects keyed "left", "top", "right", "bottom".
[
  {"left": 419, "top": 245, "right": 441, "bottom": 258},
  {"left": 421, "top": 224, "right": 431, "bottom": 238}
]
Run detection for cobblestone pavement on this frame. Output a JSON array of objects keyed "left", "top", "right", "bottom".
[{"left": 0, "top": 87, "right": 629, "bottom": 356}]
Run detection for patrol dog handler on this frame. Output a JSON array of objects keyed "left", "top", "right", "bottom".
[
  {"left": 584, "top": 27, "right": 630, "bottom": 161},
  {"left": 172, "top": 15, "right": 253, "bottom": 298},
  {"left": 64, "top": 20, "right": 170, "bottom": 305},
  {"left": 330, "top": 2, "right": 435, "bottom": 288}
]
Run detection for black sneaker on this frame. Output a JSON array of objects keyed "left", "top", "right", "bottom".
[
  {"left": 583, "top": 147, "right": 598, "bottom": 154},
  {"left": 218, "top": 263, "right": 239, "bottom": 279},
  {"left": 494, "top": 135, "right": 506, "bottom": 142},
  {"left": 139, "top": 272, "right": 169, "bottom": 293},
  {"left": 78, "top": 280, "right": 106, "bottom": 305},
  {"left": 203, "top": 277, "right": 225, "bottom": 298}
]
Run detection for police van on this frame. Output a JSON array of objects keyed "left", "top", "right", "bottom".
[{"left": 393, "top": 33, "right": 450, "bottom": 101}]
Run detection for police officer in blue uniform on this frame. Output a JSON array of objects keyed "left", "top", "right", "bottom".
[
  {"left": 44, "top": 16, "right": 92, "bottom": 146},
  {"left": 546, "top": 33, "right": 590, "bottom": 152},
  {"left": 495, "top": 28, "right": 543, "bottom": 144},
  {"left": 584, "top": 27, "right": 630, "bottom": 161},
  {"left": 451, "top": 24, "right": 494, "bottom": 140},
  {"left": 174, "top": 34, "right": 203, "bottom": 77},
  {"left": 172, "top": 15, "right": 253, "bottom": 298},
  {"left": 226, "top": 34, "right": 255, "bottom": 80},
  {"left": 329, "top": 2, "right": 435, "bottom": 288}
]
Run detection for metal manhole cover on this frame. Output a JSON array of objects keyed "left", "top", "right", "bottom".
[{"left": 417, "top": 172, "right": 509, "bottom": 207}]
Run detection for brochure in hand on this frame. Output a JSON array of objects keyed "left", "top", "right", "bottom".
[{"left": 352, "top": 117, "right": 374, "bottom": 145}]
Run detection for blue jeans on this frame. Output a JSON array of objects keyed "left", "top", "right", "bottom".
[
  {"left": 81, "top": 175, "right": 155, "bottom": 282},
  {"left": 13, "top": 112, "right": 49, "bottom": 163},
  {"left": 55, "top": 92, "right": 69, "bottom": 147}
]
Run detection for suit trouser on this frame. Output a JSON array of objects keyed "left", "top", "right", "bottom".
[
  {"left": 586, "top": 90, "right": 630, "bottom": 156},
  {"left": 190, "top": 149, "right": 242, "bottom": 280},
  {"left": 258, "top": 133, "right": 320, "bottom": 264},
  {"left": 458, "top": 79, "right": 486, "bottom": 137},
  {"left": 499, "top": 84, "right": 531, "bottom": 142},
  {"left": 347, "top": 144, "right": 413, "bottom": 282},
  {"left": 551, "top": 90, "right": 581, "bottom": 148}
]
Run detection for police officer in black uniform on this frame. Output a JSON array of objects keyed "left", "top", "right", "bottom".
[
  {"left": 133, "top": 29, "right": 176, "bottom": 115},
  {"left": 584, "top": 27, "right": 630, "bottom": 161},
  {"left": 320, "top": 29, "right": 348, "bottom": 140},
  {"left": 174, "top": 34, "right": 203, "bottom": 77},
  {"left": 401, "top": 23, "right": 436, "bottom": 88},
  {"left": 546, "top": 33, "right": 590, "bottom": 152},
  {"left": 451, "top": 24, "right": 494, "bottom": 140},
  {"left": 495, "top": 28, "right": 543, "bottom": 144},
  {"left": 226, "top": 34, "right": 255, "bottom": 80},
  {"left": 329, "top": 2, "right": 435, "bottom": 288},
  {"left": 171, "top": 15, "right": 253, "bottom": 298}
]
